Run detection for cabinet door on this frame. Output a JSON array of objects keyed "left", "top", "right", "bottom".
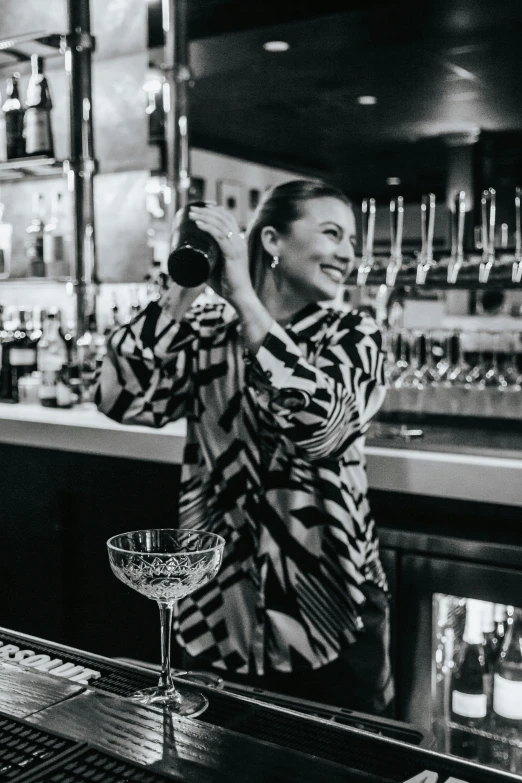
[
  {"left": 0, "top": 443, "right": 67, "bottom": 641},
  {"left": 398, "top": 554, "right": 522, "bottom": 731}
]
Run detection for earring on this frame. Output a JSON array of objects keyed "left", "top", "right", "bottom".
[{"left": 271, "top": 255, "right": 279, "bottom": 269}]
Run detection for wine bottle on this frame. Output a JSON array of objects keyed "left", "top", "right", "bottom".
[
  {"left": 1, "top": 308, "right": 39, "bottom": 402},
  {"left": 37, "top": 309, "right": 69, "bottom": 408},
  {"left": 25, "top": 192, "right": 46, "bottom": 277},
  {"left": 23, "top": 55, "right": 54, "bottom": 157},
  {"left": 450, "top": 598, "right": 488, "bottom": 760},
  {"left": 490, "top": 607, "right": 522, "bottom": 772},
  {"left": 2, "top": 74, "right": 25, "bottom": 159}
]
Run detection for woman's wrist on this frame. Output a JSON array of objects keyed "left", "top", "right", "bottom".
[{"left": 233, "top": 291, "right": 274, "bottom": 354}]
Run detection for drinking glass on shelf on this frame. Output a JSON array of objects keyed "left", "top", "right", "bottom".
[
  {"left": 480, "top": 332, "right": 506, "bottom": 388},
  {"left": 395, "top": 330, "right": 425, "bottom": 388},
  {"left": 463, "top": 331, "right": 487, "bottom": 388},
  {"left": 384, "top": 328, "right": 409, "bottom": 386},
  {"left": 502, "top": 331, "right": 522, "bottom": 390},
  {"left": 107, "top": 528, "right": 225, "bottom": 715},
  {"left": 417, "top": 330, "right": 443, "bottom": 386},
  {"left": 443, "top": 330, "right": 471, "bottom": 387}
]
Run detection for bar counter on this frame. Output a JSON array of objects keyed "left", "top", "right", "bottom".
[
  {"left": 2, "top": 400, "right": 522, "bottom": 734},
  {"left": 0, "top": 626, "right": 516, "bottom": 783},
  {"left": 1, "top": 402, "right": 521, "bottom": 507}
]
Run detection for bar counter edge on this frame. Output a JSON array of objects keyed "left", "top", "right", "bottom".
[{"left": 1, "top": 402, "right": 521, "bottom": 506}]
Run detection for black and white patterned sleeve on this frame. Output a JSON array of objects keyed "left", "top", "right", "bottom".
[
  {"left": 248, "top": 311, "right": 385, "bottom": 460},
  {"left": 95, "top": 300, "right": 197, "bottom": 427}
]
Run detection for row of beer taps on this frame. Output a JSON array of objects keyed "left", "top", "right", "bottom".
[{"left": 356, "top": 186, "right": 522, "bottom": 287}]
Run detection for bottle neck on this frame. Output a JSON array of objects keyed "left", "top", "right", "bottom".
[
  {"left": 463, "top": 599, "right": 485, "bottom": 645},
  {"left": 481, "top": 601, "right": 495, "bottom": 634}
]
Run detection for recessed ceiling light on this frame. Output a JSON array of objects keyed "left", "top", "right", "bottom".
[
  {"left": 263, "top": 41, "right": 290, "bottom": 52},
  {"left": 386, "top": 177, "right": 401, "bottom": 186},
  {"left": 356, "top": 95, "right": 377, "bottom": 105}
]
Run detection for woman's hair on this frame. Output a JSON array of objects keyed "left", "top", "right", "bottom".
[{"left": 246, "top": 178, "right": 352, "bottom": 293}]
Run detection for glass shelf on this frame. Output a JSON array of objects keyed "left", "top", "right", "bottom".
[
  {"left": 0, "top": 277, "right": 72, "bottom": 284},
  {"left": 0, "top": 157, "right": 65, "bottom": 182},
  {"left": 0, "top": 31, "right": 63, "bottom": 69}
]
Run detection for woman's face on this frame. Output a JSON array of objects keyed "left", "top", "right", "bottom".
[{"left": 269, "top": 197, "right": 357, "bottom": 304}]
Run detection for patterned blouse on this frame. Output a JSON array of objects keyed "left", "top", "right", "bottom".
[{"left": 96, "top": 296, "right": 387, "bottom": 676}]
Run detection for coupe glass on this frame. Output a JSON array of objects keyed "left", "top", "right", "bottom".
[{"left": 107, "top": 528, "right": 225, "bottom": 716}]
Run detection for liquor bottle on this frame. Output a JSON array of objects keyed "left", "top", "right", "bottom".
[
  {"left": 490, "top": 607, "right": 522, "bottom": 772},
  {"left": 1, "top": 307, "right": 39, "bottom": 402},
  {"left": 2, "top": 74, "right": 25, "bottom": 159},
  {"left": 450, "top": 598, "right": 488, "bottom": 760},
  {"left": 25, "top": 192, "right": 46, "bottom": 277},
  {"left": 37, "top": 309, "right": 69, "bottom": 407},
  {"left": 23, "top": 54, "right": 54, "bottom": 158},
  {"left": 43, "top": 192, "right": 70, "bottom": 278}
]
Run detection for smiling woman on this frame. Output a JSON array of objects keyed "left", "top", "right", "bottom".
[{"left": 96, "top": 178, "right": 392, "bottom": 716}]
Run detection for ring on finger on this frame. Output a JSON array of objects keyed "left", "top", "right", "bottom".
[{"left": 227, "top": 231, "right": 234, "bottom": 239}]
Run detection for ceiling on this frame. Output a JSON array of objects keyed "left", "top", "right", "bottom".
[{"left": 150, "top": 0, "right": 522, "bottom": 199}]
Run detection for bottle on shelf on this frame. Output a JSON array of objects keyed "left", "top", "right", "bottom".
[
  {"left": 2, "top": 73, "right": 25, "bottom": 159},
  {"left": 43, "top": 191, "right": 70, "bottom": 279},
  {"left": 0, "top": 202, "right": 13, "bottom": 279},
  {"left": 0, "top": 307, "right": 40, "bottom": 402},
  {"left": 449, "top": 597, "right": 488, "bottom": 761},
  {"left": 23, "top": 54, "right": 54, "bottom": 158},
  {"left": 37, "top": 308, "right": 71, "bottom": 408},
  {"left": 490, "top": 607, "right": 522, "bottom": 773},
  {"left": 25, "top": 192, "right": 46, "bottom": 277}
]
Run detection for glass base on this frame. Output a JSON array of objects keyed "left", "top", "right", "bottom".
[{"left": 128, "top": 685, "right": 208, "bottom": 717}]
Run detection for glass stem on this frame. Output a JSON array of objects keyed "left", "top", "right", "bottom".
[{"left": 158, "top": 601, "right": 176, "bottom": 693}]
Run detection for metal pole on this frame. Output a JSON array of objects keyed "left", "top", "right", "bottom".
[
  {"left": 162, "top": 0, "right": 191, "bottom": 232},
  {"left": 65, "top": 0, "right": 97, "bottom": 337}
]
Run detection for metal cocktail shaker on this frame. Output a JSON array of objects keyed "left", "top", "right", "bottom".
[{"left": 167, "top": 201, "right": 223, "bottom": 287}]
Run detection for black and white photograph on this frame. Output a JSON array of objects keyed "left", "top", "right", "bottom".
[{"left": 0, "top": 1, "right": 521, "bottom": 781}]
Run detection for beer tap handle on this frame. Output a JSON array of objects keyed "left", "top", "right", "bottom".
[
  {"left": 357, "top": 198, "right": 376, "bottom": 285},
  {"left": 386, "top": 196, "right": 404, "bottom": 287},
  {"left": 416, "top": 193, "right": 436, "bottom": 285},
  {"left": 479, "top": 188, "right": 496, "bottom": 284},
  {"left": 447, "top": 191, "right": 466, "bottom": 284},
  {"left": 512, "top": 187, "right": 522, "bottom": 284}
]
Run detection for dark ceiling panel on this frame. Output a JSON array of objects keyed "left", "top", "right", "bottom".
[{"left": 148, "top": 0, "right": 522, "bottom": 192}]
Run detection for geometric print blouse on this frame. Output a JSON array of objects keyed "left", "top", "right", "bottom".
[{"left": 96, "top": 297, "right": 387, "bottom": 675}]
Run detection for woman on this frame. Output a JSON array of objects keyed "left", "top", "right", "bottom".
[{"left": 96, "top": 179, "right": 393, "bottom": 715}]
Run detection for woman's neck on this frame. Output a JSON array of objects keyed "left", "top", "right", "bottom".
[{"left": 258, "top": 272, "right": 312, "bottom": 326}]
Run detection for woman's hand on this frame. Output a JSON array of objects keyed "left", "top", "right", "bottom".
[{"left": 188, "top": 204, "right": 254, "bottom": 306}]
